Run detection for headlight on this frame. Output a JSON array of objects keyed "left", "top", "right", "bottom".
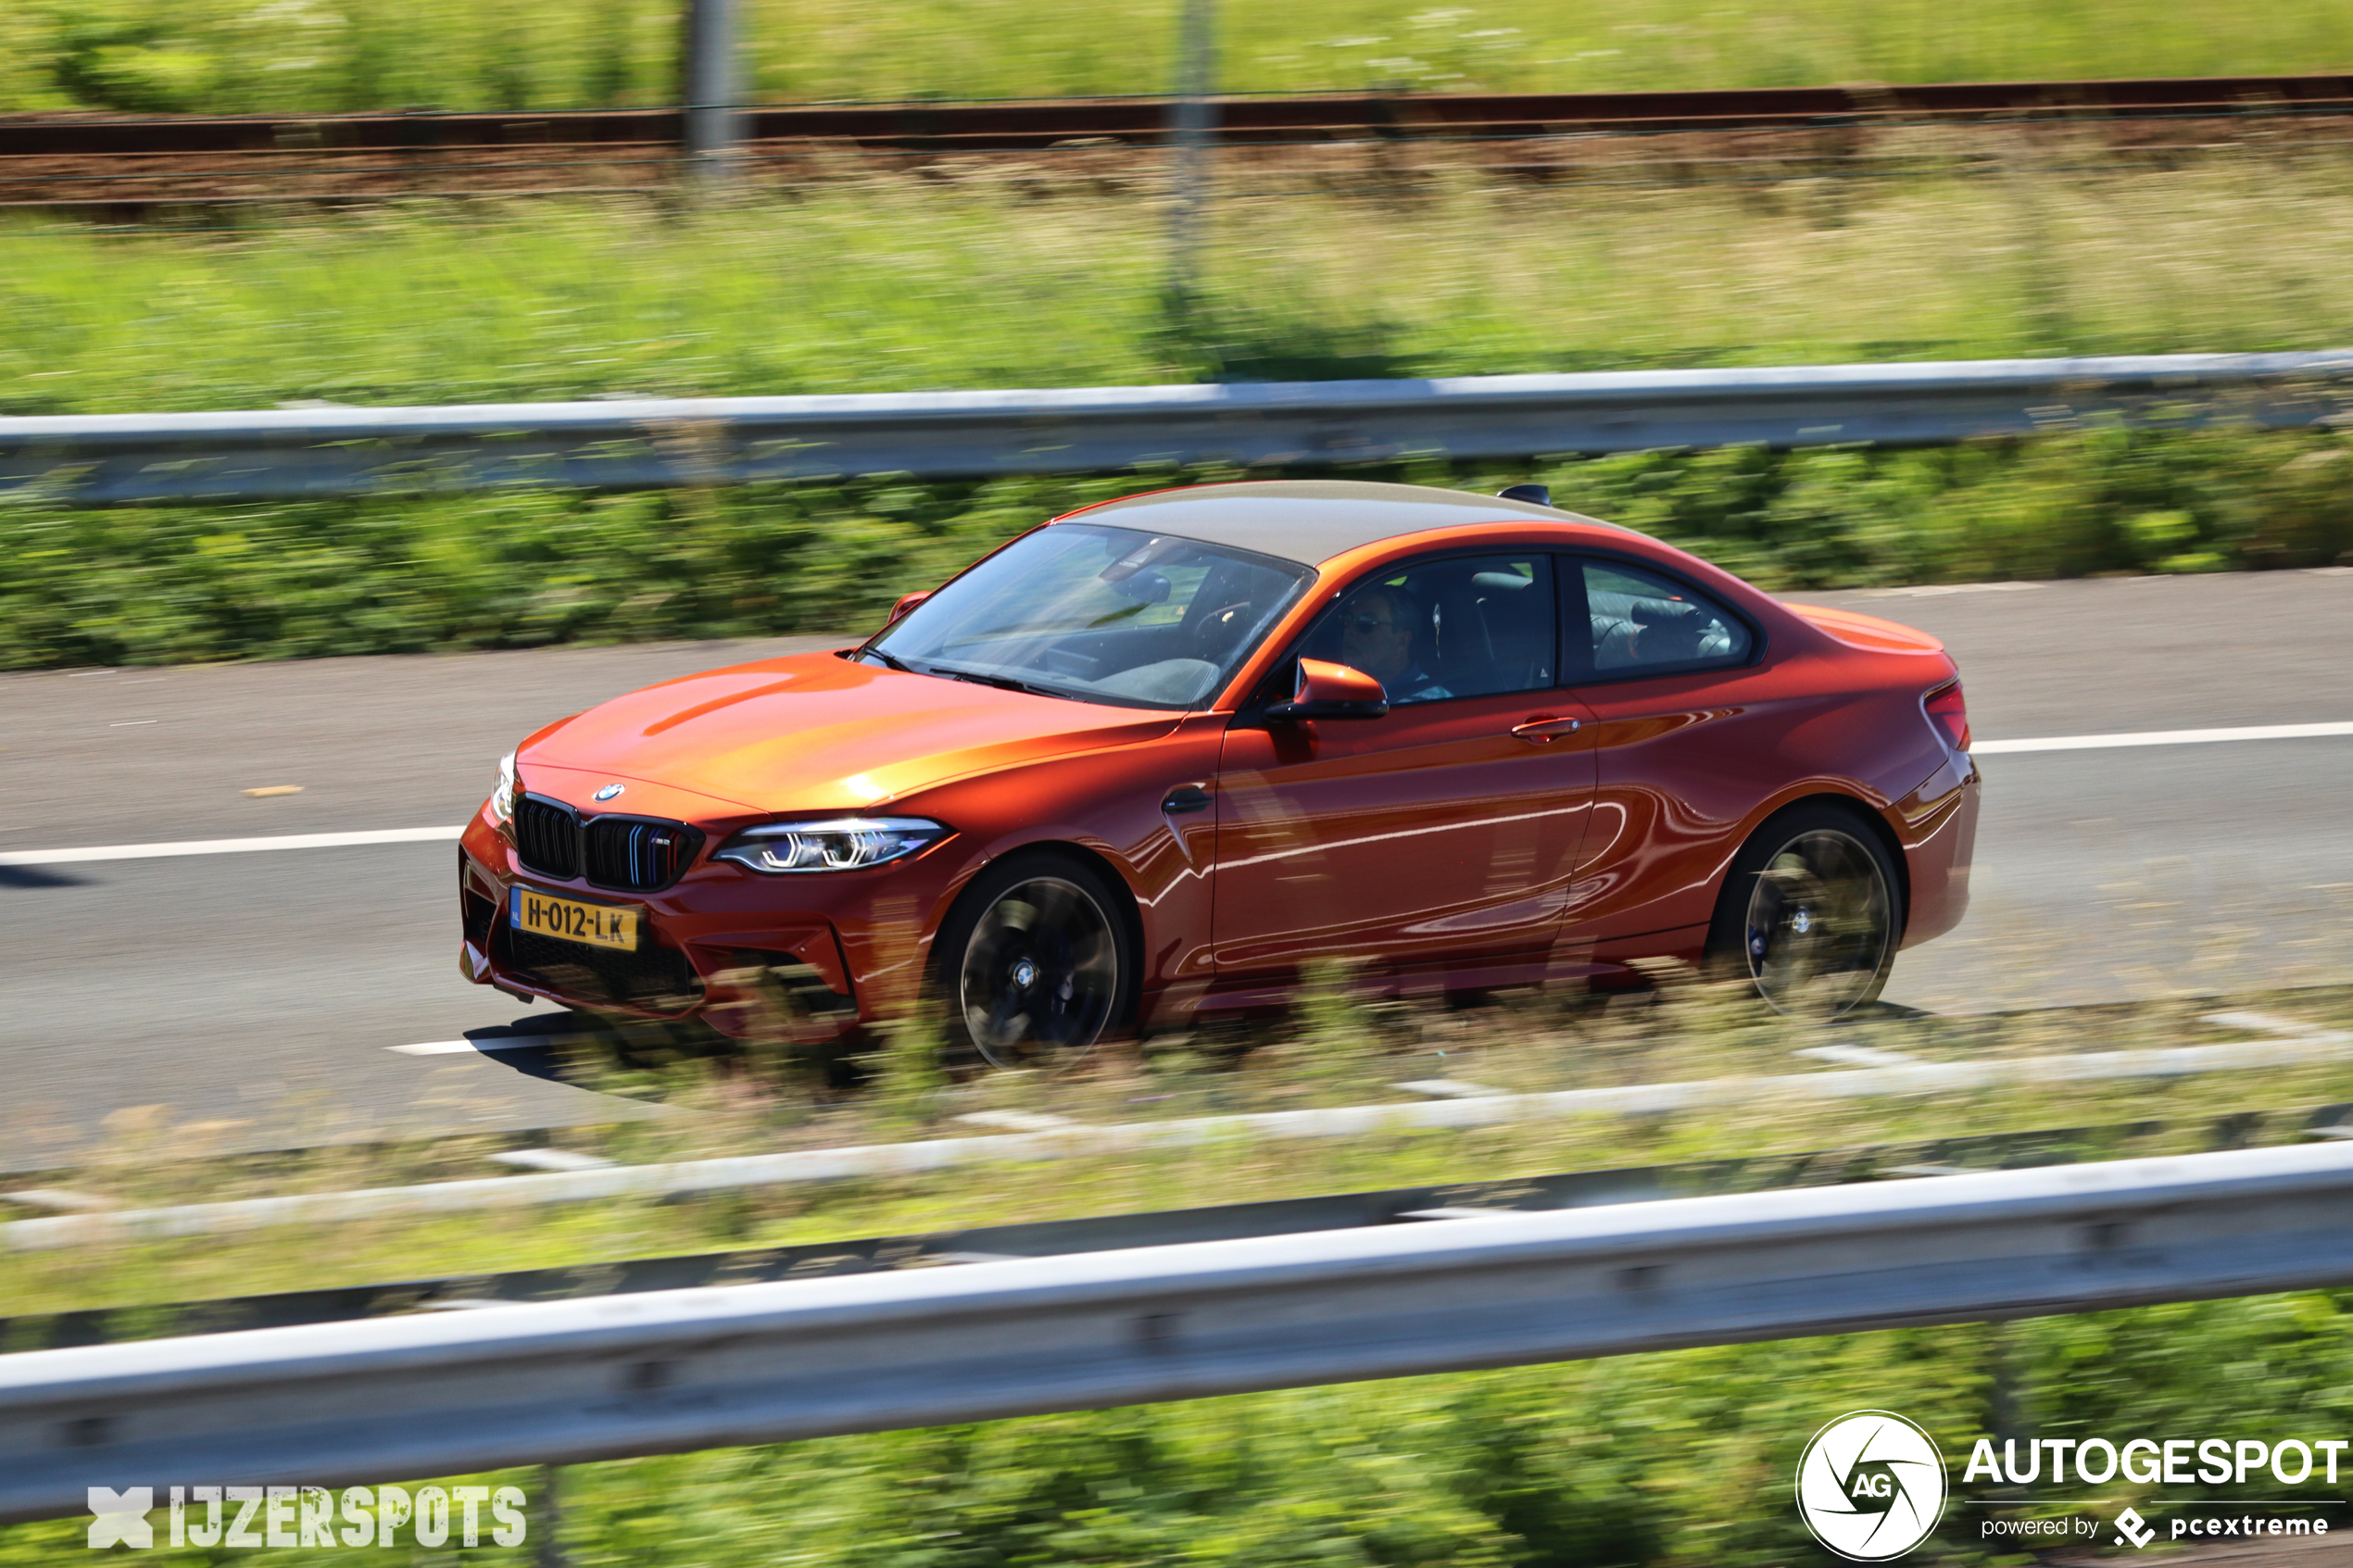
[
  {"left": 489, "top": 752, "right": 518, "bottom": 826},
  {"left": 714, "top": 817, "right": 948, "bottom": 874}
]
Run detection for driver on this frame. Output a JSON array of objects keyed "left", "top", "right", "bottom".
[{"left": 1339, "top": 583, "right": 1449, "bottom": 703}]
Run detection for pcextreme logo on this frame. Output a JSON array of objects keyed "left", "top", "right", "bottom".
[{"left": 1795, "top": 1411, "right": 1949, "bottom": 1561}]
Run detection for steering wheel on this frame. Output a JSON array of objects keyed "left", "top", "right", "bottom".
[{"left": 1189, "top": 601, "right": 1255, "bottom": 658}]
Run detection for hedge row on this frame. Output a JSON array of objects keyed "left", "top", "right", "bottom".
[{"left": 6, "top": 429, "right": 2352, "bottom": 670}]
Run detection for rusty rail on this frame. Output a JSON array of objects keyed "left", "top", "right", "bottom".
[
  {"left": 8, "top": 74, "right": 2353, "bottom": 157},
  {"left": 6, "top": 74, "right": 2353, "bottom": 212}
]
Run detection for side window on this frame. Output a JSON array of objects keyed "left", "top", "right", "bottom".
[
  {"left": 1572, "top": 558, "right": 1752, "bottom": 679},
  {"left": 1294, "top": 554, "right": 1555, "bottom": 705}
]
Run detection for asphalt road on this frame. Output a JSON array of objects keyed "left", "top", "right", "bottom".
[
  {"left": 0, "top": 635, "right": 845, "bottom": 1173},
  {"left": 1806, "top": 572, "right": 2353, "bottom": 1016},
  {"left": 2, "top": 571, "right": 2347, "bottom": 1169}
]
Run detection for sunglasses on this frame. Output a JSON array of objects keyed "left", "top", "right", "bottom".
[{"left": 1346, "top": 614, "right": 1399, "bottom": 634}]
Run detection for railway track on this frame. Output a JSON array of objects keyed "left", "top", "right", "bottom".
[{"left": 6, "top": 73, "right": 2353, "bottom": 213}]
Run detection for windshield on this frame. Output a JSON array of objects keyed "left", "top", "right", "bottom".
[{"left": 864, "top": 522, "right": 1312, "bottom": 709}]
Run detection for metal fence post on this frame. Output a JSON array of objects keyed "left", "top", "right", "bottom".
[
  {"left": 682, "top": 0, "right": 741, "bottom": 179},
  {"left": 535, "top": 1464, "right": 567, "bottom": 1568},
  {"left": 1167, "top": 0, "right": 1219, "bottom": 302}
]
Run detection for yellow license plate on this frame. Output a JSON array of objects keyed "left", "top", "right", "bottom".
[{"left": 510, "top": 887, "right": 638, "bottom": 951}]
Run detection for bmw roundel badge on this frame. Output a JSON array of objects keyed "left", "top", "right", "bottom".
[{"left": 593, "top": 784, "right": 625, "bottom": 801}]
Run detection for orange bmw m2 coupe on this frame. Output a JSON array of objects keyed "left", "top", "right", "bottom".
[{"left": 459, "top": 481, "right": 1978, "bottom": 1064}]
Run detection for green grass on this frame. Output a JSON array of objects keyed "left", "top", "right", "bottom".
[
  {"left": 12, "top": 164, "right": 2353, "bottom": 416},
  {"left": 5, "top": 162, "right": 2349, "bottom": 669},
  {"left": 8, "top": 0, "right": 2353, "bottom": 115},
  {"left": 10, "top": 984, "right": 2352, "bottom": 1332}
]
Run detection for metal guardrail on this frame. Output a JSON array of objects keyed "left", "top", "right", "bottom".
[
  {"left": 10, "top": 1138, "right": 2353, "bottom": 1522},
  {"left": 5, "top": 352, "right": 2350, "bottom": 503}
]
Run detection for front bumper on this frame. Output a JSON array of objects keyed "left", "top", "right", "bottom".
[{"left": 459, "top": 813, "right": 936, "bottom": 1042}]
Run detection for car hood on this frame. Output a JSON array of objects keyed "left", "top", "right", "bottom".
[{"left": 522, "top": 650, "right": 1185, "bottom": 815}]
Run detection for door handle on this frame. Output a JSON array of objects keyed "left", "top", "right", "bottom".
[
  {"left": 1510, "top": 716, "right": 1581, "bottom": 743},
  {"left": 1162, "top": 783, "right": 1214, "bottom": 814}
]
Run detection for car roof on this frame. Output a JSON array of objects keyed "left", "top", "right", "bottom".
[{"left": 1056, "top": 480, "right": 1635, "bottom": 568}]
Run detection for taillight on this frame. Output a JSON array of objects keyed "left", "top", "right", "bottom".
[{"left": 1924, "top": 682, "right": 1969, "bottom": 751}]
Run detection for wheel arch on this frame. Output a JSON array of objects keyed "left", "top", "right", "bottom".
[{"left": 928, "top": 838, "right": 1150, "bottom": 1026}]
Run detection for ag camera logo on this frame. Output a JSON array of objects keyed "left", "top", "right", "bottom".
[{"left": 1796, "top": 1411, "right": 1948, "bottom": 1561}]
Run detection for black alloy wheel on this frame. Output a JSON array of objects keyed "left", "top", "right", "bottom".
[
  {"left": 1710, "top": 805, "right": 1901, "bottom": 1016},
  {"left": 942, "top": 854, "right": 1133, "bottom": 1070}
]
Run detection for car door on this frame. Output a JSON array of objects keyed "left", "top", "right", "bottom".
[
  {"left": 1559, "top": 554, "right": 1796, "bottom": 946},
  {"left": 1212, "top": 551, "right": 1597, "bottom": 978}
]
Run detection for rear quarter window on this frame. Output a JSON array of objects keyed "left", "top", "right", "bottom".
[{"left": 1570, "top": 558, "right": 1754, "bottom": 681}]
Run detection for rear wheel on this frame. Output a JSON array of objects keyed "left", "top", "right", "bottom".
[
  {"left": 1708, "top": 803, "right": 1901, "bottom": 1016},
  {"left": 935, "top": 852, "right": 1136, "bottom": 1071}
]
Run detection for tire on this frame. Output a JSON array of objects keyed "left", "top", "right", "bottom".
[
  {"left": 932, "top": 851, "right": 1138, "bottom": 1071},
  {"left": 1705, "top": 801, "right": 1902, "bottom": 1016}
]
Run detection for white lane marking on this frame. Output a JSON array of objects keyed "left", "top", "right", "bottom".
[
  {"left": 955, "top": 1110, "right": 1077, "bottom": 1133},
  {"left": 1975, "top": 721, "right": 2353, "bottom": 754},
  {"left": 488, "top": 1148, "right": 614, "bottom": 1173},
  {"left": 388, "top": 1035, "right": 558, "bottom": 1057},
  {"left": 5, "top": 717, "right": 2350, "bottom": 867},
  {"left": 1392, "top": 1078, "right": 1505, "bottom": 1099},
  {"left": 1856, "top": 582, "right": 2044, "bottom": 598},
  {"left": 2, "top": 1188, "right": 120, "bottom": 1214},
  {"left": 2206, "top": 1010, "right": 2336, "bottom": 1041},
  {"left": 1794, "top": 1043, "right": 1920, "bottom": 1069},
  {"left": 0, "top": 826, "right": 462, "bottom": 866}
]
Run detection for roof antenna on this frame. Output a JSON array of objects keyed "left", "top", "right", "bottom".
[{"left": 1496, "top": 483, "right": 1551, "bottom": 507}]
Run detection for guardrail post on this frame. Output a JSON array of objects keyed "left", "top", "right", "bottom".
[
  {"left": 535, "top": 1464, "right": 568, "bottom": 1568},
  {"left": 682, "top": 0, "right": 741, "bottom": 180},
  {"left": 1166, "top": 0, "right": 1219, "bottom": 303}
]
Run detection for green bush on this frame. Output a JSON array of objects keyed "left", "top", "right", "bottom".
[
  {"left": 9, "top": 0, "right": 2353, "bottom": 113},
  {"left": 6, "top": 432, "right": 2348, "bottom": 671}
]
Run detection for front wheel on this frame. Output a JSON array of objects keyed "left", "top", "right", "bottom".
[
  {"left": 1707, "top": 804, "right": 1901, "bottom": 1016},
  {"left": 934, "top": 853, "right": 1137, "bottom": 1071}
]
